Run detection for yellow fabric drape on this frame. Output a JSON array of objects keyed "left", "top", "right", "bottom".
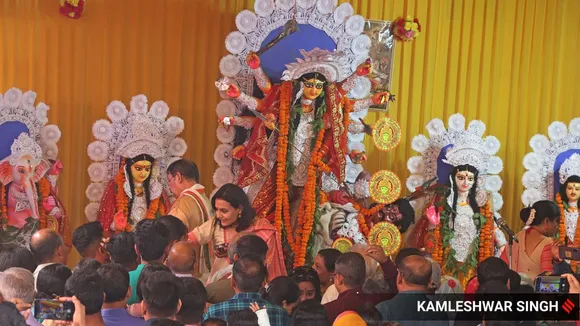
[{"left": 0, "top": 0, "right": 579, "bottom": 267}]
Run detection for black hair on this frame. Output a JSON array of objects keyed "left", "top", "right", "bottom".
[
  {"left": 477, "top": 257, "right": 509, "bottom": 285},
  {"left": 261, "top": 276, "right": 300, "bottom": 307},
  {"left": 97, "top": 263, "right": 130, "bottom": 303},
  {"left": 290, "top": 299, "right": 329, "bottom": 326},
  {"left": 476, "top": 279, "right": 510, "bottom": 294},
  {"left": 74, "top": 258, "right": 102, "bottom": 272},
  {"left": 125, "top": 153, "right": 155, "bottom": 219},
  {"left": 334, "top": 252, "right": 366, "bottom": 288},
  {"left": 72, "top": 221, "right": 103, "bottom": 257},
  {"left": 148, "top": 319, "right": 185, "bottom": 326},
  {"left": 289, "top": 266, "right": 322, "bottom": 302},
  {"left": 448, "top": 164, "right": 480, "bottom": 227},
  {"left": 30, "top": 230, "right": 63, "bottom": 264},
  {"left": 136, "top": 262, "right": 171, "bottom": 301},
  {"left": 202, "top": 318, "right": 227, "bottom": 326},
  {"left": 140, "top": 271, "right": 182, "bottom": 318},
  {"left": 508, "top": 270, "right": 521, "bottom": 292},
  {"left": 106, "top": 232, "right": 138, "bottom": 269},
  {"left": 134, "top": 219, "right": 170, "bottom": 262},
  {"left": 211, "top": 183, "right": 256, "bottom": 232},
  {"left": 317, "top": 248, "right": 341, "bottom": 273},
  {"left": 65, "top": 269, "right": 104, "bottom": 315},
  {"left": 397, "top": 255, "right": 432, "bottom": 287},
  {"left": 232, "top": 234, "right": 268, "bottom": 262},
  {"left": 158, "top": 215, "right": 188, "bottom": 243},
  {"left": 177, "top": 277, "right": 207, "bottom": 325},
  {"left": 356, "top": 303, "right": 382, "bottom": 326},
  {"left": 394, "top": 247, "right": 423, "bottom": 266},
  {"left": 227, "top": 309, "right": 259, "bottom": 326},
  {"left": 167, "top": 159, "right": 200, "bottom": 182},
  {"left": 232, "top": 254, "right": 267, "bottom": 293},
  {"left": 520, "top": 200, "right": 560, "bottom": 226},
  {"left": 559, "top": 175, "right": 580, "bottom": 204},
  {"left": 0, "top": 245, "right": 36, "bottom": 273},
  {"left": 36, "top": 263, "right": 72, "bottom": 298}
]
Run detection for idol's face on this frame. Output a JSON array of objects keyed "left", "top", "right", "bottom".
[
  {"left": 566, "top": 182, "right": 580, "bottom": 202},
  {"left": 130, "top": 160, "right": 152, "bottom": 184},
  {"left": 11, "top": 154, "right": 35, "bottom": 184},
  {"left": 302, "top": 78, "right": 324, "bottom": 100},
  {"left": 455, "top": 170, "right": 475, "bottom": 194}
]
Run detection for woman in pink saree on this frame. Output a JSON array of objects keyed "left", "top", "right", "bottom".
[
  {"left": 500, "top": 200, "right": 561, "bottom": 279},
  {"left": 187, "top": 183, "right": 286, "bottom": 281}
]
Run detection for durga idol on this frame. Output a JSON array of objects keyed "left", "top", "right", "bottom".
[
  {"left": 85, "top": 95, "right": 188, "bottom": 235},
  {"left": 216, "top": 48, "right": 392, "bottom": 266}
]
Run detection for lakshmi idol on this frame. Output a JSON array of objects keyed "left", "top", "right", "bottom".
[
  {"left": 0, "top": 88, "right": 69, "bottom": 248},
  {"left": 85, "top": 95, "right": 187, "bottom": 234},
  {"left": 406, "top": 114, "right": 506, "bottom": 287},
  {"left": 521, "top": 119, "right": 580, "bottom": 272}
]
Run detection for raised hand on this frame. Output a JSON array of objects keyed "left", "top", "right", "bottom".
[
  {"left": 356, "top": 58, "right": 373, "bottom": 76},
  {"left": 348, "top": 150, "right": 367, "bottom": 164},
  {"left": 264, "top": 113, "right": 277, "bottom": 130},
  {"left": 372, "top": 91, "right": 394, "bottom": 105},
  {"left": 218, "top": 116, "right": 234, "bottom": 128},
  {"left": 246, "top": 51, "right": 261, "bottom": 69},
  {"left": 365, "top": 245, "right": 389, "bottom": 264}
]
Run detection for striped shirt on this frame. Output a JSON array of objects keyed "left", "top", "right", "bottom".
[{"left": 203, "top": 292, "right": 289, "bottom": 325}]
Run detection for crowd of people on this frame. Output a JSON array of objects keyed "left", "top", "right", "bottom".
[{"left": 2, "top": 160, "right": 580, "bottom": 326}]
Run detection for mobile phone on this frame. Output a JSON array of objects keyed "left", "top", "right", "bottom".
[
  {"left": 33, "top": 299, "right": 75, "bottom": 321},
  {"left": 534, "top": 276, "right": 570, "bottom": 293},
  {"left": 559, "top": 246, "right": 580, "bottom": 261}
]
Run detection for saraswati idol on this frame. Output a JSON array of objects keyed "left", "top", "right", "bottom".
[
  {"left": 85, "top": 95, "right": 187, "bottom": 235},
  {"left": 406, "top": 114, "right": 507, "bottom": 287},
  {"left": 0, "top": 88, "right": 69, "bottom": 248}
]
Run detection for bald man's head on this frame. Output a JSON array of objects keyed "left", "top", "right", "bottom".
[
  {"left": 167, "top": 241, "right": 196, "bottom": 274},
  {"left": 30, "top": 229, "right": 66, "bottom": 264},
  {"left": 397, "top": 255, "right": 432, "bottom": 288}
]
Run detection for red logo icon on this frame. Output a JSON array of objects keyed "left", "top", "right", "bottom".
[{"left": 562, "top": 299, "right": 575, "bottom": 314}]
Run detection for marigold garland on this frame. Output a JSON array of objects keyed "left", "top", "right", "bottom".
[
  {"left": 294, "top": 127, "right": 326, "bottom": 267},
  {"left": 37, "top": 178, "right": 51, "bottom": 229},
  {"left": 478, "top": 200, "right": 494, "bottom": 262},
  {"left": 275, "top": 82, "right": 293, "bottom": 247},
  {"left": 349, "top": 200, "right": 384, "bottom": 238},
  {"left": 557, "top": 193, "right": 567, "bottom": 243},
  {"left": 0, "top": 182, "right": 6, "bottom": 229}
]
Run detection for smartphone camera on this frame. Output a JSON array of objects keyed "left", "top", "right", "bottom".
[
  {"left": 33, "top": 299, "right": 75, "bottom": 321},
  {"left": 534, "top": 276, "right": 570, "bottom": 293}
]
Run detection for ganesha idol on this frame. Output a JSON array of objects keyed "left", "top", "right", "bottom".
[
  {"left": 85, "top": 95, "right": 187, "bottom": 234},
  {"left": 0, "top": 88, "right": 69, "bottom": 248}
]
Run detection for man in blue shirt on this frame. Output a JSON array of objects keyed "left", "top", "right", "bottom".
[
  {"left": 204, "top": 254, "right": 289, "bottom": 326},
  {"left": 98, "top": 263, "right": 144, "bottom": 326}
]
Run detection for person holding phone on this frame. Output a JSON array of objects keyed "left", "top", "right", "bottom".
[{"left": 500, "top": 200, "right": 561, "bottom": 279}]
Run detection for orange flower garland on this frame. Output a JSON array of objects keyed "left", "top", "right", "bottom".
[
  {"left": 556, "top": 193, "right": 567, "bottom": 243},
  {"left": 275, "top": 82, "right": 293, "bottom": 246},
  {"left": 432, "top": 224, "right": 443, "bottom": 264},
  {"left": 37, "top": 178, "right": 51, "bottom": 229},
  {"left": 348, "top": 199, "right": 384, "bottom": 238},
  {"left": 478, "top": 200, "right": 494, "bottom": 262},
  {"left": 294, "top": 128, "right": 327, "bottom": 267},
  {"left": 0, "top": 182, "right": 6, "bottom": 229}
]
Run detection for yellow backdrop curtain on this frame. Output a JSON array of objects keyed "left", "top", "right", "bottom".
[{"left": 0, "top": 0, "right": 579, "bottom": 265}]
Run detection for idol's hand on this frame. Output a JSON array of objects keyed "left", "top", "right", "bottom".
[
  {"left": 264, "top": 113, "right": 277, "bottom": 130},
  {"left": 356, "top": 58, "right": 373, "bottom": 76},
  {"left": 246, "top": 51, "right": 261, "bottom": 69},
  {"left": 372, "top": 91, "right": 394, "bottom": 105},
  {"left": 226, "top": 84, "right": 241, "bottom": 98},
  {"left": 42, "top": 196, "right": 57, "bottom": 211},
  {"left": 232, "top": 145, "right": 246, "bottom": 160},
  {"left": 348, "top": 150, "right": 367, "bottom": 164}
]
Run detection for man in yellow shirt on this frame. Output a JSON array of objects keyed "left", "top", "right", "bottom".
[{"left": 167, "top": 159, "right": 213, "bottom": 279}]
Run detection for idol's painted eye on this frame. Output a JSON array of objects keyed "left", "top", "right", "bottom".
[
  {"left": 18, "top": 167, "right": 25, "bottom": 174},
  {"left": 304, "top": 82, "right": 314, "bottom": 88},
  {"left": 315, "top": 84, "right": 323, "bottom": 89},
  {"left": 468, "top": 177, "right": 474, "bottom": 182}
]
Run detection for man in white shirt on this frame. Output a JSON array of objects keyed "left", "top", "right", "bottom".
[{"left": 30, "top": 229, "right": 68, "bottom": 288}]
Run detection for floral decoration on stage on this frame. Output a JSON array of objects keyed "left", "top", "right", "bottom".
[
  {"left": 392, "top": 16, "right": 421, "bottom": 42},
  {"left": 59, "top": 0, "right": 85, "bottom": 19}
]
